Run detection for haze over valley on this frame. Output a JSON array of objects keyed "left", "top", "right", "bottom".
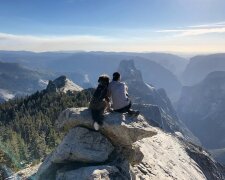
[{"left": 1, "top": 0, "right": 225, "bottom": 179}]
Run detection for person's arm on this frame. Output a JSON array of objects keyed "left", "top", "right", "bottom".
[
  {"left": 125, "top": 84, "right": 128, "bottom": 92},
  {"left": 105, "top": 85, "right": 113, "bottom": 111},
  {"left": 124, "top": 83, "right": 129, "bottom": 97},
  {"left": 106, "top": 85, "right": 111, "bottom": 102},
  {"left": 104, "top": 87, "right": 109, "bottom": 102},
  {"left": 105, "top": 96, "right": 110, "bottom": 102}
]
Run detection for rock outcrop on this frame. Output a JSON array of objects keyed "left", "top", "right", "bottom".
[
  {"left": 56, "top": 165, "right": 123, "bottom": 180},
  {"left": 51, "top": 127, "right": 114, "bottom": 163},
  {"left": 36, "top": 108, "right": 225, "bottom": 180},
  {"left": 46, "top": 75, "right": 83, "bottom": 93},
  {"left": 118, "top": 60, "right": 199, "bottom": 145},
  {"left": 56, "top": 107, "right": 156, "bottom": 146},
  {"left": 36, "top": 108, "right": 157, "bottom": 180}
]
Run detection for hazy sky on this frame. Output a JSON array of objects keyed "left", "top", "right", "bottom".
[{"left": 0, "top": 0, "right": 225, "bottom": 53}]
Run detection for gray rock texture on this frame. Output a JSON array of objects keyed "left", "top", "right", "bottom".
[
  {"left": 36, "top": 107, "right": 225, "bottom": 180},
  {"left": 185, "top": 140, "right": 225, "bottom": 180},
  {"left": 36, "top": 127, "right": 114, "bottom": 180},
  {"left": 35, "top": 153, "right": 60, "bottom": 180},
  {"left": 46, "top": 75, "right": 83, "bottom": 93},
  {"left": 36, "top": 108, "right": 157, "bottom": 180},
  {"left": 56, "top": 107, "right": 157, "bottom": 147},
  {"left": 51, "top": 127, "right": 114, "bottom": 163},
  {"left": 56, "top": 165, "right": 124, "bottom": 180}
]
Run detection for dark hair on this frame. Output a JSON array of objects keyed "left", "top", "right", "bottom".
[
  {"left": 98, "top": 74, "right": 110, "bottom": 85},
  {"left": 113, "top": 72, "right": 120, "bottom": 81}
]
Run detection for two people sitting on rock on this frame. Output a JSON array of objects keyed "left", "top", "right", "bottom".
[{"left": 89, "top": 72, "right": 139, "bottom": 130}]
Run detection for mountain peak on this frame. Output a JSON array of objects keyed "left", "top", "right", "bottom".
[
  {"left": 118, "top": 60, "right": 143, "bottom": 82},
  {"left": 46, "top": 75, "right": 83, "bottom": 93}
]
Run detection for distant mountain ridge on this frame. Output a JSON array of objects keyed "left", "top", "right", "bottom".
[
  {"left": 177, "top": 71, "right": 225, "bottom": 164},
  {"left": 0, "top": 51, "right": 183, "bottom": 101},
  {"left": 124, "top": 52, "right": 188, "bottom": 77},
  {"left": 0, "top": 61, "right": 55, "bottom": 102},
  {"left": 182, "top": 53, "right": 225, "bottom": 85}
]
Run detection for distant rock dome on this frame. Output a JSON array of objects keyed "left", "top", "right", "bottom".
[{"left": 46, "top": 75, "right": 83, "bottom": 93}]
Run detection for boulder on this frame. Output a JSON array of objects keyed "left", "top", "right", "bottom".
[
  {"left": 36, "top": 108, "right": 157, "bottom": 179},
  {"left": 36, "top": 106, "right": 225, "bottom": 180},
  {"left": 35, "top": 153, "right": 61, "bottom": 180},
  {"left": 56, "top": 165, "right": 125, "bottom": 180},
  {"left": 51, "top": 127, "right": 114, "bottom": 163},
  {"left": 36, "top": 127, "right": 114, "bottom": 180},
  {"left": 56, "top": 107, "right": 157, "bottom": 147}
]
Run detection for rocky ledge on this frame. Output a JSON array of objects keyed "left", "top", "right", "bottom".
[{"left": 36, "top": 108, "right": 225, "bottom": 180}]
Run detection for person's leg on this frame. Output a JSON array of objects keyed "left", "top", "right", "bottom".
[
  {"left": 127, "top": 109, "right": 139, "bottom": 116},
  {"left": 125, "top": 102, "right": 140, "bottom": 116},
  {"left": 114, "top": 104, "right": 139, "bottom": 116},
  {"left": 125, "top": 102, "right": 132, "bottom": 113},
  {"left": 91, "top": 109, "right": 98, "bottom": 122},
  {"left": 91, "top": 109, "right": 103, "bottom": 130},
  {"left": 97, "top": 109, "right": 104, "bottom": 126},
  {"left": 114, "top": 103, "right": 131, "bottom": 113}
]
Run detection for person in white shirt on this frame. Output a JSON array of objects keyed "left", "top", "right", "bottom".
[{"left": 108, "top": 72, "right": 139, "bottom": 116}]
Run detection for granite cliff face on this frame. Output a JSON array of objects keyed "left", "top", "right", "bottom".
[
  {"left": 36, "top": 108, "right": 225, "bottom": 180},
  {"left": 117, "top": 60, "right": 198, "bottom": 144},
  {"left": 177, "top": 71, "right": 225, "bottom": 164}
]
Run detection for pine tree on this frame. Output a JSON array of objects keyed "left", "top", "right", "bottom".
[{"left": 0, "top": 89, "right": 93, "bottom": 170}]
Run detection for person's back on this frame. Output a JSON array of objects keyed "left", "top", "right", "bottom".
[
  {"left": 108, "top": 72, "right": 139, "bottom": 116},
  {"left": 91, "top": 83, "right": 108, "bottom": 107},
  {"left": 108, "top": 80, "right": 130, "bottom": 110},
  {"left": 89, "top": 75, "right": 110, "bottom": 130}
]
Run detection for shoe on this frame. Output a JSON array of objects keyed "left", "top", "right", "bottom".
[
  {"left": 94, "top": 122, "right": 100, "bottom": 131},
  {"left": 134, "top": 110, "right": 140, "bottom": 116},
  {"left": 108, "top": 108, "right": 114, "bottom": 113},
  {"left": 128, "top": 110, "right": 140, "bottom": 117}
]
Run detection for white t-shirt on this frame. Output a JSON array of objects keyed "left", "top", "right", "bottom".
[{"left": 108, "top": 81, "right": 130, "bottom": 110}]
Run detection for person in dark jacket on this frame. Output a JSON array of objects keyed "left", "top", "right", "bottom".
[{"left": 89, "top": 74, "right": 111, "bottom": 130}]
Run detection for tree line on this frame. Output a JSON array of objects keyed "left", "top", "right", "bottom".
[{"left": 0, "top": 89, "right": 94, "bottom": 170}]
